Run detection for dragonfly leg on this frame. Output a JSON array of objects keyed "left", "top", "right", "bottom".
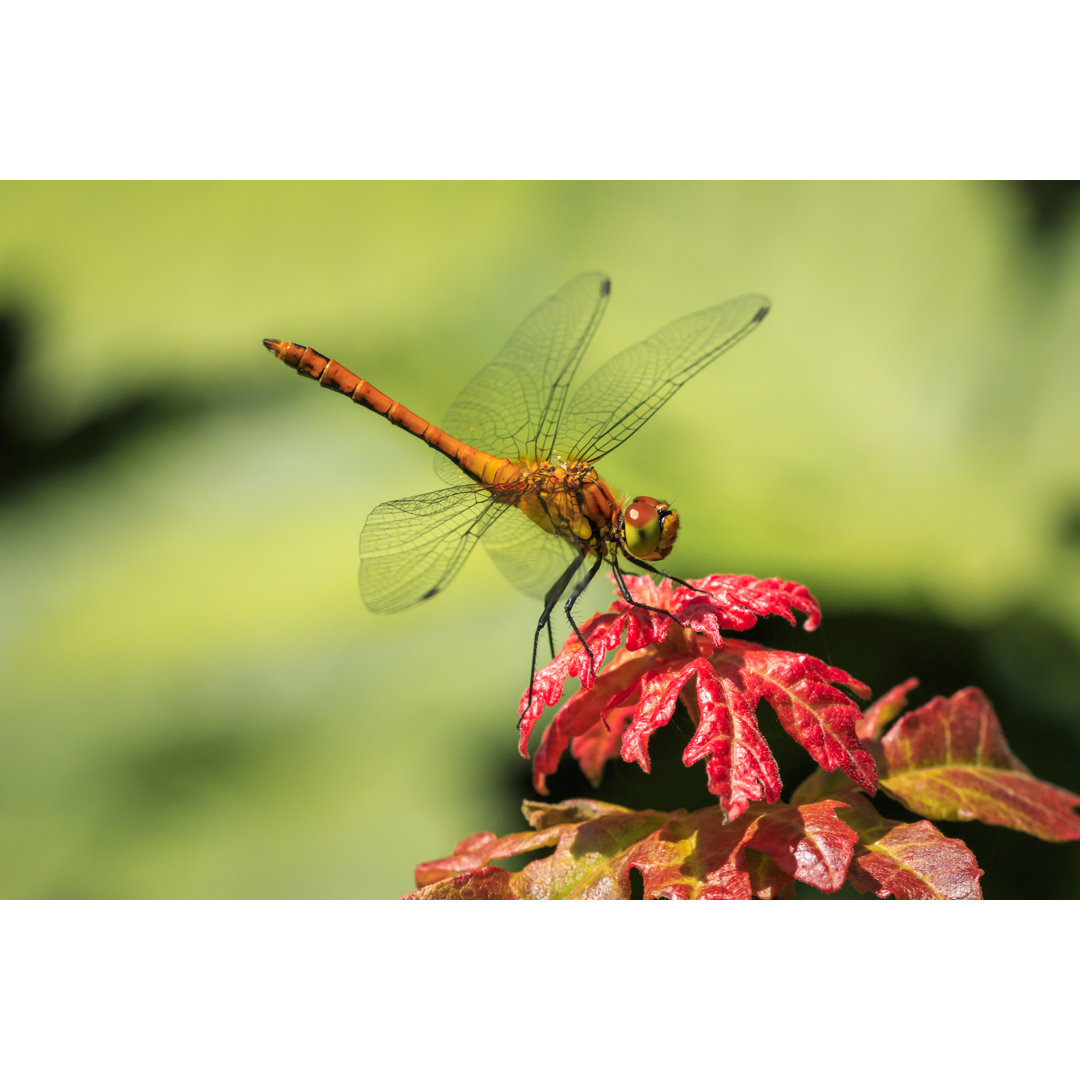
[
  {"left": 611, "top": 558, "right": 688, "bottom": 627},
  {"left": 619, "top": 552, "right": 708, "bottom": 595},
  {"left": 546, "top": 619, "right": 556, "bottom": 662},
  {"left": 562, "top": 552, "right": 605, "bottom": 669},
  {"left": 522, "top": 550, "right": 586, "bottom": 723}
]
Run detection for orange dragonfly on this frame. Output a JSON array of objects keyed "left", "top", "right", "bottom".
[{"left": 264, "top": 272, "right": 769, "bottom": 701}]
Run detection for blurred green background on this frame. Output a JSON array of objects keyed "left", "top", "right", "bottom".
[{"left": 1, "top": 181, "right": 1078, "bottom": 898}]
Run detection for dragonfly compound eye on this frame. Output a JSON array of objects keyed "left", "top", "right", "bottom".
[{"left": 621, "top": 497, "right": 679, "bottom": 561}]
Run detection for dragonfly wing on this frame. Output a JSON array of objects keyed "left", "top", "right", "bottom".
[
  {"left": 480, "top": 502, "right": 578, "bottom": 600},
  {"left": 359, "top": 485, "right": 512, "bottom": 613},
  {"left": 556, "top": 293, "right": 770, "bottom": 463},
  {"left": 434, "top": 271, "right": 611, "bottom": 486}
]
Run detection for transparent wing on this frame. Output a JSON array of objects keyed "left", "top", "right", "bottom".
[
  {"left": 434, "top": 271, "right": 610, "bottom": 486},
  {"left": 480, "top": 500, "right": 579, "bottom": 600},
  {"left": 556, "top": 294, "right": 770, "bottom": 463},
  {"left": 359, "top": 485, "right": 512, "bottom": 613}
]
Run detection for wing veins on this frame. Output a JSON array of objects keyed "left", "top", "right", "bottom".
[
  {"left": 434, "top": 272, "right": 610, "bottom": 486},
  {"left": 559, "top": 294, "right": 770, "bottom": 463},
  {"left": 359, "top": 485, "right": 512, "bottom": 613}
]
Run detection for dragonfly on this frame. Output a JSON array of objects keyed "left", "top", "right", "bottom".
[{"left": 264, "top": 272, "right": 769, "bottom": 709}]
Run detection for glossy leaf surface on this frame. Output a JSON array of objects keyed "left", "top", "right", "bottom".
[
  {"left": 838, "top": 789, "right": 984, "bottom": 899},
  {"left": 879, "top": 688, "right": 1080, "bottom": 842}
]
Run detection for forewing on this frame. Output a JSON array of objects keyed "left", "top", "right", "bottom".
[
  {"left": 557, "top": 293, "right": 770, "bottom": 463},
  {"left": 435, "top": 271, "right": 610, "bottom": 486},
  {"left": 480, "top": 502, "right": 578, "bottom": 601},
  {"left": 359, "top": 485, "right": 511, "bottom": 613}
]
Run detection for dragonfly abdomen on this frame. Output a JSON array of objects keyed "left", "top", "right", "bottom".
[{"left": 264, "top": 338, "right": 518, "bottom": 488}]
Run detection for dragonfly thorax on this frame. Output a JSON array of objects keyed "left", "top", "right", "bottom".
[
  {"left": 511, "top": 459, "right": 624, "bottom": 557},
  {"left": 510, "top": 461, "right": 677, "bottom": 565}
]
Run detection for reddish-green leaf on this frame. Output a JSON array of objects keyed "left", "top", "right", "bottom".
[
  {"left": 624, "top": 807, "right": 758, "bottom": 899},
  {"left": 839, "top": 791, "right": 984, "bottom": 899},
  {"left": 743, "top": 849, "right": 797, "bottom": 899},
  {"left": 879, "top": 688, "right": 1080, "bottom": 842},
  {"left": 789, "top": 764, "right": 859, "bottom": 807},
  {"left": 413, "top": 824, "right": 570, "bottom": 888},
  {"left": 404, "top": 865, "right": 521, "bottom": 899},
  {"left": 521, "top": 797, "right": 626, "bottom": 828},
  {"left": 743, "top": 799, "right": 858, "bottom": 894},
  {"left": 404, "top": 797, "right": 858, "bottom": 900}
]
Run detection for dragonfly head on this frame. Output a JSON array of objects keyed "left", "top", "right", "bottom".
[{"left": 619, "top": 497, "right": 679, "bottom": 562}]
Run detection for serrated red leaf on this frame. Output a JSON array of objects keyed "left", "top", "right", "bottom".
[
  {"left": 711, "top": 641, "right": 876, "bottom": 800},
  {"left": 678, "top": 656, "right": 784, "bottom": 819},
  {"left": 837, "top": 792, "right": 984, "bottom": 899},
  {"left": 879, "top": 688, "right": 1080, "bottom": 842},
  {"left": 666, "top": 573, "right": 822, "bottom": 634},
  {"left": 528, "top": 635, "right": 873, "bottom": 821},
  {"left": 527, "top": 647, "right": 656, "bottom": 793},
  {"left": 517, "top": 574, "right": 823, "bottom": 738}
]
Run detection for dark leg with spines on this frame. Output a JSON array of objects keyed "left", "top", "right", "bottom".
[{"left": 521, "top": 550, "right": 586, "bottom": 723}]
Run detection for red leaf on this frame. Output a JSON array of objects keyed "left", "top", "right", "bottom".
[
  {"left": 858, "top": 677, "right": 920, "bottom": 741},
  {"left": 517, "top": 573, "right": 822, "bottom": 741},
  {"left": 620, "top": 657, "right": 714, "bottom": 773},
  {"left": 518, "top": 574, "right": 872, "bottom": 821},
  {"left": 571, "top": 703, "right": 635, "bottom": 786},
  {"left": 529, "top": 639, "right": 873, "bottom": 821},
  {"left": 715, "top": 641, "right": 876, "bottom": 796},
  {"left": 879, "top": 688, "right": 1080, "bottom": 842},
  {"left": 743, "top": 799, "right": 858, "bottom": 894},
  {"left": 676, "top": 657, "right": 784, "bottom": 819},
  {"left": 516, "top": 611, "right": 634, "bottom": 738},
  {"left": 663, "top": 573, "right": 822, "bottom": 634},
  {"left": 528, "top": 647, "right": 656, "bottom": 794}
]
